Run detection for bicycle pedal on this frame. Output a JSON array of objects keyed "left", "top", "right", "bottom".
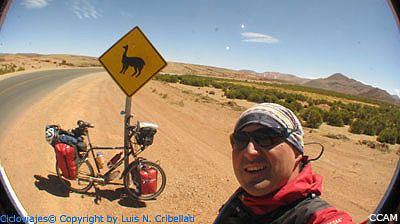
[{"left": 107, "top": 171, "right": 120, "bottom": 181}]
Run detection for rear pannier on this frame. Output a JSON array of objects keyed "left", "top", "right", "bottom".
[{"left": 54, "top": 143, "right": 79, "bottom": 180}]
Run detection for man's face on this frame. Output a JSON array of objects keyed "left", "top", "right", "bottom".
[{"left": 232, "top": 124, "right": 301, "bottom": 196}]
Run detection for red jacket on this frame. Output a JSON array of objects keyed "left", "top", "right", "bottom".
[{"left": 239, "top": 164, "right": 355, "bottom": 224}]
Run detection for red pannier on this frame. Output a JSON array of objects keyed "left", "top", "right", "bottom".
[
  {"left": 139, "top": 168, "right": 157, "bottom": 194},
  {"left": 55, "top": 143, "right": 78, "bottom": 180}
]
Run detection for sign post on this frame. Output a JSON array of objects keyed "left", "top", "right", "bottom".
[
  {"left": 99, "top": 26, "right": 167, "bottom": 169},
  {"left": 123, "top": 97, "right": 132, "bottom": 169}
]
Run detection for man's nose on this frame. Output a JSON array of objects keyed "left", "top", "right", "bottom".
[{"left": 243, "top": 139, "right": 261, "bottom": 160}]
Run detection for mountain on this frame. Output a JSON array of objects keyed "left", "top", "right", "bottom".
[
  {"left": 258, "top": 72, "right": 310, "bottom": 84},
  {"left": 163, "top": 62, "right": 281, "bottom": 82},
  {"left": 164, "top": 63, "right": 399, "bottom": 105},
  {"left": 391, "top": 94, "right": 400, "bottom": 101},
  {"left": 303, "top": 73, "right": 400, "bottom": 105}
]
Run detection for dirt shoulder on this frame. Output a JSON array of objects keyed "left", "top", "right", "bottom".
[{"left": 0, "top": 71, "right": 398, "bottom": 223}]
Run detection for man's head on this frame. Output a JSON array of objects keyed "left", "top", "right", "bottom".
[{"left": 231, "top": 103, "right": 304, "bottom": 196}]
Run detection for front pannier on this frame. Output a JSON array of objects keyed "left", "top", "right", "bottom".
[{"left": 139, "top": 167, "right": 157, "bottom": 194}]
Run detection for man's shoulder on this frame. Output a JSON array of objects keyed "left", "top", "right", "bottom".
[
  {"left": 254, "top": 195, "right": 354, "bottom": 224},
  {"left": 255, "top": 195, "right": 331, "bottom": 224},
  {"left": 306, "top": 204, "right": 355, "bottom": 224}
]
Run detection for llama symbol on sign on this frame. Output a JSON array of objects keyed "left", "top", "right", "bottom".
[{"left": 120, "top": 45, "right": 145, "bottom": 78}]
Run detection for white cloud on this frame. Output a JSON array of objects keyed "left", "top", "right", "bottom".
[
  {"left": 21, "top": 0, "right": 49, "bottom": 8},
  {"left": 72, "top": 0, "right": 102, "bottom": 19},
  {"left": 241, "top": 32, "right": 279, "bottom": 44},
  {"left": 395, "top": 89, "right": 400, "bottom": 97}
]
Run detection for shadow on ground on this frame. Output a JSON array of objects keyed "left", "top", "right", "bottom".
[
  {"left": 34, "top": 175, "right": 146, "bottom": 208},
  {"left": 34, "top": 174, "right": 69, "bottom": 197}
]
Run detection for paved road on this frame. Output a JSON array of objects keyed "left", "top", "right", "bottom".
[{"left": 0, "top": 68, "right": 104, "bottom": 141}]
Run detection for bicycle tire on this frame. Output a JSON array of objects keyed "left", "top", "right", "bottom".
[
  {"left": 123, "top": 160, "right": 166, "bottom": 200},
  {"left": 56, "top": 159, "right": 94, "bottom": 193}
]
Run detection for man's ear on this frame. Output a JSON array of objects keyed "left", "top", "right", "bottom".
[
  {"left": 294, "top": 153, "right": 302, "bottom": 164},
  {"left": 293, "top": 150, "right": 303, "bottom": 171}
]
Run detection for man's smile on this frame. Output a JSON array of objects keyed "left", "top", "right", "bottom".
[{"left": 244, "top": 164, "right": 267, "bottom": 173}]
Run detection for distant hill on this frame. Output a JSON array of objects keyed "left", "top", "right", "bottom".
[
  {"left": 163, "top": 62, "right": 279, "bottom": 82},
  {"left": 303, "top": 73, "right": 400, "bottom": 105},
  {"left": 257, "top": 72, "right": 310, "bottom": 84},
  {"left": 165, "top": 63, "right": 400, "bottom": 105}
]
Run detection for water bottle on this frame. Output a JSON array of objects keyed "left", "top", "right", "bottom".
[
  {"left": 107, "top": 152, "right": 122, "bottom": 168},
  {"left": 95, "top": 152, "right": 104, "bottom": 169}
]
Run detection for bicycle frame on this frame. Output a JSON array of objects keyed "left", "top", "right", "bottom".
[{"left": 79, "top": 128, "right": 146, "bottom": 184}]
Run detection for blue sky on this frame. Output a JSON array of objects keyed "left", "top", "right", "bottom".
[{"left": 1, "top": 0, "right": 400, "bottom": 96}]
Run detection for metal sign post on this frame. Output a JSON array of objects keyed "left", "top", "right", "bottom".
[{"left": 124, "top": 96, "right": 132, "bottom": 169}]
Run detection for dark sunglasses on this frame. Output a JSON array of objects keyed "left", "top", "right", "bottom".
[{"left": 230, "top": 127, "right": 294, "bottom": 151}]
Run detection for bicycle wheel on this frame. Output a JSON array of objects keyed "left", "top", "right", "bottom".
[
  {"left": 56, "top": 159, "right": 94, "bottom": 193},
  {"left": 123, "top": 160, "right": 166, "bottom": 200}
]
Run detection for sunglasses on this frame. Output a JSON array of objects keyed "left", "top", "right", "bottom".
[{"left": 230, "top": 127, "right": 293, "bottom": 151}]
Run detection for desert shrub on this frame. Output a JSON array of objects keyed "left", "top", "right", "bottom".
[
  {"left": 356, "top": 105, "right": 379, "bottom": 120},
  {"left": 179, "top": 75, "right": 212, "bottom": 87},
  {"left": 248, "top": 92, "right": 264, "bottom": 103},
  {"left": 358, "top": 140, "right": 390, "bottom": 152},
  {"left": 341, "top": 109, "right": 354, "bottom": 125},
  {"left": 0, "top": 64, "right": 17, "bottom": 75},
  {"left": 277, "top": 101, "right": 297, "bottom": 115},
  {"left": 368, "top": 116, "right": 386, "bottom": 136},
  {"left": 263, "top": 94, "right": 279, "bottom": 103},
  {"left": 291, "top": 101, "right": 304, "bottom": 113},
  {"left": 313, "top": 99, "right": 330, "bottom": 105},
  {"left": 325, "top": 133, "right": 350, "bottom": 140},
  {"left": 349, "top": 119, "right": 367, "bottom": 134},
  {"left": 285, "top": 97, "right": 303, "bottom": 113},
  {"left": 155, "top": 74, "right": 179, "bottom": 83},
  {"left": 285, "top": 96, "right": 296, "bottom": 103},
  {"left": 364, "top": 121, "right": 377, "bottom": 136},
  {"left": 377, "top": 128, "right": 398, "bottom": 144},
  {"left": 294, "top": 94, "right": 308, "bottom": 102},
  {"left": 302, "top": 106, "right": 323, "bottom": 128},
  {"left": 326, "top": 110, "right": 344, "bottom": 127}
]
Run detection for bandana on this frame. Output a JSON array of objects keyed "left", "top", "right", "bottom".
[{"left": 234, "top": 103, "right": 304, "bottom": 154}]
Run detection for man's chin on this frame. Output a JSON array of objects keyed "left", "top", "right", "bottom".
[{"left": 243, "top": 180, "right": 275, "bottom": 197}]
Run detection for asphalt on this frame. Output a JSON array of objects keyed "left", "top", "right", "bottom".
[{"left": 0, "top": 68, "right": 104, "bottom": 142}]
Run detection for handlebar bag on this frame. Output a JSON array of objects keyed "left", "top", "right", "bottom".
[
  {"left": 54, "top": 143, "right": 79, "bottom": 180},
  {"left": 135, "top": 127, "right": 157, "bottom": 146}
]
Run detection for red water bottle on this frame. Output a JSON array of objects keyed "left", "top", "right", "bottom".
[{"left": 107, "top": 152, "right": 122, "bottom": 168}]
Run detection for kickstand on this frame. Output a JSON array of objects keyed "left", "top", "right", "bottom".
[{"left": 93, "top": 184, "right": 102, "bottom": 204}]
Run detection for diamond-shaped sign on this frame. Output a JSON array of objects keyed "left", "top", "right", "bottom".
[{"left": 99, "top": 26, "right": 167, "bottom": 97}]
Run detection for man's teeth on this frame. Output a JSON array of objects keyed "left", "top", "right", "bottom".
[{"left": 245, "top": 166, "right": 266, "bottom": 172}]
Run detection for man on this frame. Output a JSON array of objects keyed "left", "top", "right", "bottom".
[{"left": 214, "top": 103, "right": 354, "bottom": 224}]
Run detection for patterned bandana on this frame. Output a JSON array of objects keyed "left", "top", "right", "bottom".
[{"left": 234, "top": 103, "right": 304, "bottom": 154}]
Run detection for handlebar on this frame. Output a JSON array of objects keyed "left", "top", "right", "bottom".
[{"left": 77, "top": 120, "right": 95, "bottom": 129}]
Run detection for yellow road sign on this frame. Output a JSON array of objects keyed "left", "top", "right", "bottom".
[{"left": 99, "top": 26, "right": 167, "bottom": 97}]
